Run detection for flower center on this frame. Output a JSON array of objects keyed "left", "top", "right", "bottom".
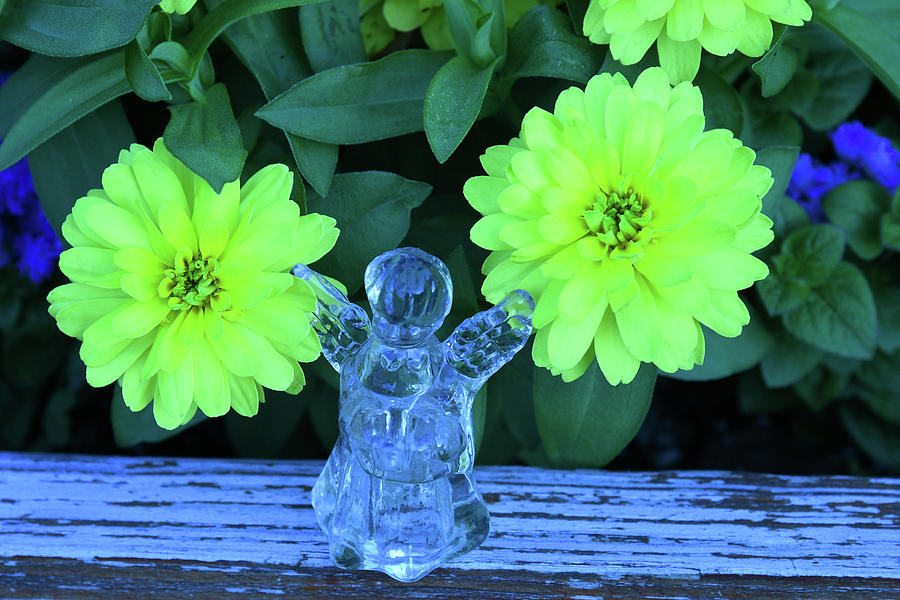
[
  {"left": 582, "top": 184, "right": 651, "bottom": 248},
  {"left": 158, "top": 247, "right": 229, "bottom": 312}
]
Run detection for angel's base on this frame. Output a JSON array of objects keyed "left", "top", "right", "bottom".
[{"left": 312, "top": 435, "right": 489, "bottom": 582}]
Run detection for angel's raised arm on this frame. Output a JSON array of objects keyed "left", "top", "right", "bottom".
[
  {"left": 293, "top": 264, "right": 370, "bottom": 373},
  {"left": 445, "top": 289, "right": 534, "bottom": 382}
]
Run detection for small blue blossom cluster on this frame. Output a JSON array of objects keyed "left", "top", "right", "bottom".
[
  {"left": 787, "top": 121, "right": 900, "bottom": 222},
  {"left": 0, "top": 73, "right": 62, "bottom": 283}
]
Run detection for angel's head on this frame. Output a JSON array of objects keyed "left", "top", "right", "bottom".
[{"left": 364, "top": 247, "right": 453, "bottom": 346}]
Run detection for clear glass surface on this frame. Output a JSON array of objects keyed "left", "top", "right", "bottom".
[{"left": 294, "top": 248, "right": 534, "bottom": 582}]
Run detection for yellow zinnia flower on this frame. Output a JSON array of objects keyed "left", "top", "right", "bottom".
[
  {"left": 47, "top": 139, "right": 338, "bottom": 429},
  {"left": 464, "top": 67, "right": 774, "bottom": 385},
  {"left": 584, "top": 0, "right": 812, "bottom": 83}
]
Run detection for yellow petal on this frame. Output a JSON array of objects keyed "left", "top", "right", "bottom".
[
  {"left": 85, "top": 332, "right": 155, "bottom": 387},
  {"left": 114, "top": 247, "right": 167, "bottom": 275},
  {"left": 121, "top": 360, "right": 155, "bottom": 412},
  {"left": 548, "top": 301, "right": 608, "bottom": 370},
  {"left": 593, "top": 310, "right": 642, "bottom": 385},
  {"left": 229, "top": 373, "right": 262, "bottom": 417},
  {"left": 111, "top": 298, "right": 170, "bottom": 338},
  {"left": 158, "top": 202, "right": 198, "bottom": 255},
  {"left": 192, "top": 338, "right": 229, "bottom": 417},
  {"left": 235, "top": 297, "right": 311, "bottom": 345},
  {"left": 558, "top": 262, "right": 608, "bottom": 324},
  {"left": 635, "top": 247, "right": 693, "bottom": 287},
  {"left": 154, "top": 358, "right": 194, "bottom": 429},
  {"left": 199, "top": 220, "right": 229, "bottom": 260},
  {"left": 614, "top": 275, "right": 663, "bottom": 361},
  {"left": 132, "top": 148, "right": 189, "bottom": 219},
  {"left": 464, "top": 176, "right": 509, "bottom": 214},
  {"left": 240, "top": 164, "right": 293, "bottom": 215},
  {"left": 78, "top": 201, "right": 151, "bottom": 251},
  {"left": 237, "top": 325, "right": 295, "bottom": 390},
  {"left": 209, "top": 321, "right": 259, "bottom": 377}
]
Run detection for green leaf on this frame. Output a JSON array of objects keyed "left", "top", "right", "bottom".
[
  {"left": 695, "top": 65, "right": 743, "bottom": 134},
  {"left": 185, "top": 0, "right": 327, "bottom": 79},
  {"left": 793, "top": 366, "right": 848, "bottom": 410},
  {"left": 0, "top": 288, "right": 21, "bottom": 334},
  {"left": 668, "top": 304, "right": 774, "bottom": 381},
  {"left": 760, "top": 331, "right": 824, "bottom": 388},
  {"left": 111, "top": 386, "right": 206, "bottom": 447},
  {"left": 437, "top": 243, "right": 481, "bottom": 337},
  {"left": 256, "top": 49, "right": 453, "bottom": 145},
  {"left": 533, "top": 362, "right": 656, "bottom": 468},
  {"left": 780, "top": 223, "right": 846, "bottom": 285},
  {"left": 0, "top": 0, "right": 157, "bottom": 57},
  {"left": 774, "top": 67, "right": 820, "bottom": 114},
  {"left": 299, "top": 0, "right": 367, "bottom": 72},
  {"left": 125, "top": 39, "right": 172, "bottom": 102},
  {"left": 425, "top": 56, "right": 496, "bottom": 163},
  {"left": 225, "top": 389, "right": 308, "bottom": 457},
  {"left": 307, "top": 369, "right": 339, "bottom": 449},
  {"left": 209, "top": 5, "right": 312, "bottom": 95},
  {"left": 840, "top": 402, "right": 900, "bottom": 470},
  {"left": 476, "top": 380, "right": 521, "bottom": 465},
  {"left": 0, "top": 51, "right": 133, "bottom": 171},
  {"left": 820, "top": 352, "right": 860, "bottom": 376},
  {"left": 882, "top": 213, "right": 900, "bottom": 251},
  {"left": 495, "top": 349, "right": 541, "bottom": 450},
  {"left": 503, "top": 5, "right": 603, "bottom": 86},
  {"left": 872, "top": 283, "right": 900, "bottom": 352},
  {"left": 783, "top": 261, "right": 877, "bottom": 359},
  {"left": 306, "top": 171, "right": 431, "bottom": 292},
  {"left": 28, "top": 100, "right": 135, "bottom": 241},
  {"left": 823, "top": 180, "right": 890, "bottom": 260},
  {"left": 755, "top": 145, "right": 800, "bottom": 216},
  {"left": 444, "top": 0, "right": 482, "bottom": 61},
  {"left": 861, "top": 389, "right": 900, "bottom": 427},
  {"left": 565, "top": 0, "right": 589, "bottom": 32},
  {"left": 484, "top": 0, "right": 506, "bottom": 63},
  {"left": 797, "top": 48, "right": 872, "bottom": 131},
  {"left": 752, "top": 24, "right": 798, "bottom": 97},
  {"left": 164, "top": 83, "right": 248, "bottom": 193},
  {"left": 0, "top": 54, "right": 82, "bottom": 138},
  {"left": 810, "top": 0, "right": 900, "bottom": 102},
  {"left": 215, "top": 3, "right": 338, "bottom": 197},
  {"left": 856, "top": 349, "right": 900, "bottom": 424},
  {"left": 446, "top": 0, "right": 505, "bottom": 69},
  {"left": 739, "top": 101, "right": 802, "bottom": 151},
  {"left": 769, "top": 194, "right": 811, "bottom": 239},
  {"left": 756, "top": 269, "right": 811, "bottom": 316}
]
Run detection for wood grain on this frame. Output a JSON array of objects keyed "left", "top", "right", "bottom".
[{"left": 1, "top": 452, "right": 898, "bottom": 599}]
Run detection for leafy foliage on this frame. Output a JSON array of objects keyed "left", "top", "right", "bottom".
[{"left": 0, "top": 0, "right": 898, "bottom": 472}]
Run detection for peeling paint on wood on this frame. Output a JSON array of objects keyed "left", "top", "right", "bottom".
[{"left": 0, "top": 452, "right": 898, "bottom": 599}]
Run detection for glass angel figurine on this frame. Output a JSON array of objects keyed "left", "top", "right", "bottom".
[{"left": 292, "top": 247, "right": 534, "bottom": 582}]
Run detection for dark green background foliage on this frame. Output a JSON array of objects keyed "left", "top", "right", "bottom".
[{"left": 0, "top": 0, "right": 898, "bottom": 473}]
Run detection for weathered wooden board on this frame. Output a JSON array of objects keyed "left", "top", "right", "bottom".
[{"left": 1, "top": 452, "right": 898, "bottom": 599}]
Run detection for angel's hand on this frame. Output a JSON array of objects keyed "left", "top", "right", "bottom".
[
  {"left": 293, "top": 264, "right": 370, "bottom": 373},
  {"left": 445, "top": 289, "right": 534, "bottom": 380}
]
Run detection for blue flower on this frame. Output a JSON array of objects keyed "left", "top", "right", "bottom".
[
  {"left": 0, "top": 160, "right": 35, "bottom": 217},
  {"left": 832, "top": 121, "right": 900, "bottom": 190},
  {"left": 787, "top": 153, "right": 858, "bottom": 223},
  {"left": 0, "top": 70, "right": 64, "bottom": 284}
]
